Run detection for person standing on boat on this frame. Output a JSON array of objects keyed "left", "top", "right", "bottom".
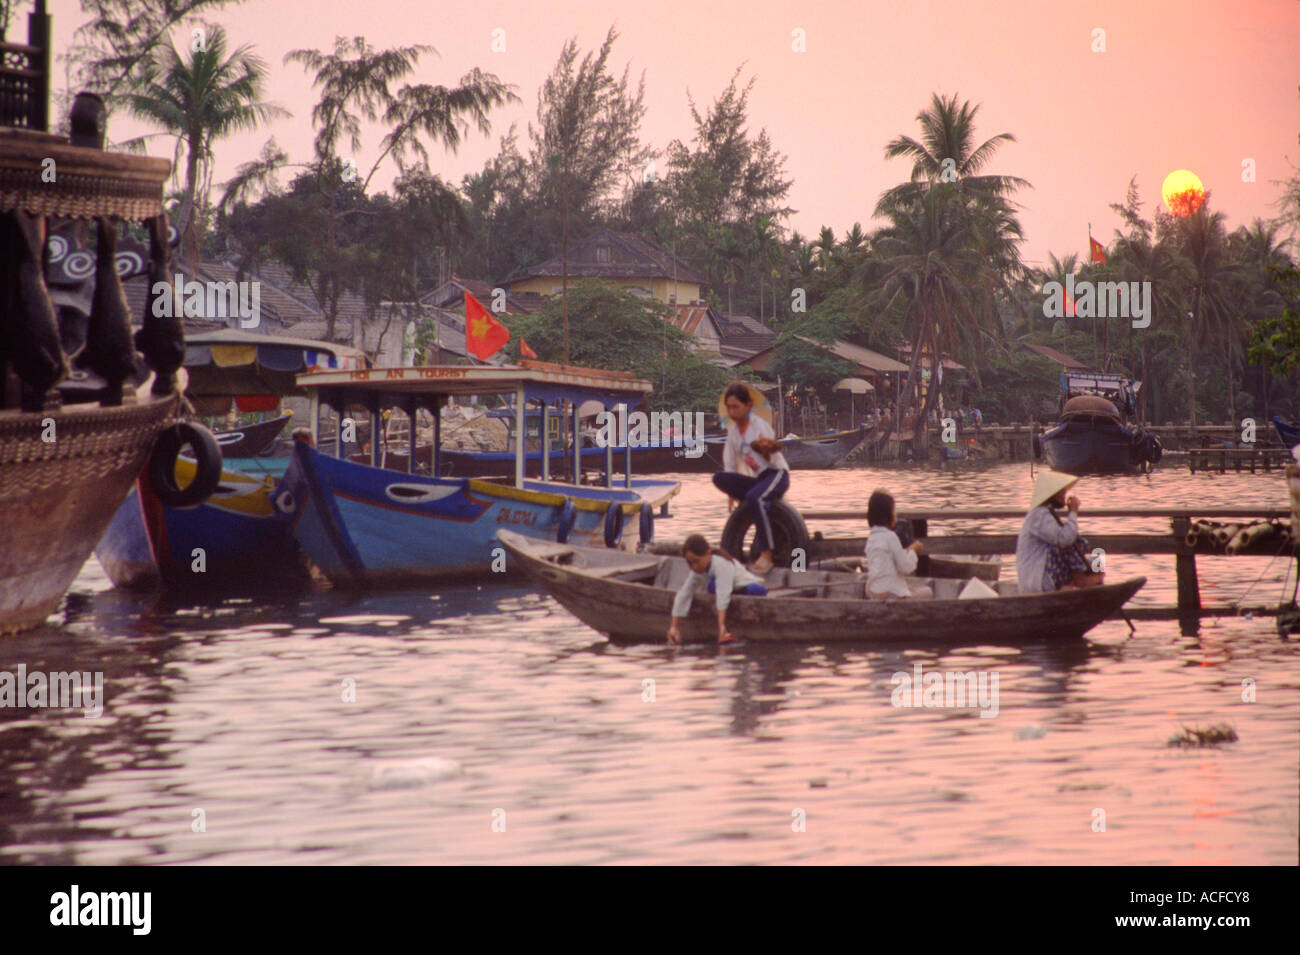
[
  {"left": 713, "top": 382, "right": 790, "bottom": 574},
  {"left": 667, "top": 534, "right": 767, "bottom": 645},
  {"left": 1016, "top": 471, "right": 1106, "bottom": 593}
]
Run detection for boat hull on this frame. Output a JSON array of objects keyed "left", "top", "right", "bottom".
[
  {"left": 498, "top": 530, "right": 1145, "bottom": 645},
  {"left": 1, "top": 395, "right": 177, "bottom": 632},
  {"left": 284, "top": 442, "right": 679, "bottom": 587},
  {"left": 96, "top": 462, "right": 304, "bottom": 591},
  {"left": 1040, "top": 420, "right": 1154, "bottom": 475}
]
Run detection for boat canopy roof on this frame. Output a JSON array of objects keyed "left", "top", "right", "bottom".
[
  {"left": 297, "top": 359, "right": 653, "bottom": 410},
  {"left": 184, "top": 329, "right": 368, "bottom": 400}
]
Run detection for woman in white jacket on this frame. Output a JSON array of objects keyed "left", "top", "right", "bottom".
[{"left": 712, "top": 382, "right": 790, "bottom": 574}]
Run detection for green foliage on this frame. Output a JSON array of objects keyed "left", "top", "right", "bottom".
[
  {"left": 504, "top": 281, "right": 730, "bottom": 410},
  {"left": 1248, "top": 266, "right": 1300, "bottom": 375}
]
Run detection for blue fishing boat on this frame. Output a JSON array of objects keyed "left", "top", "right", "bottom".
[
  {"left": 282, "top": 360, "right": 681, "bottom": 587},
  {"left": 1034, "top": 372, "right": 1161, "bottom": 475},
  {"left": 94, "top": 331, "right": 366, "bottom": 590}
]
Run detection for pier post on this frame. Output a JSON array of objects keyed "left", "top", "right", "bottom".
[{"left": 1171, "top": 517, "right": 1201, "bottom": 635}]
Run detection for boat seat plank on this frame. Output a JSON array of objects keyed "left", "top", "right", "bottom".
[{"left": 582, "top": 558, "right": 662, "bottom": 579}]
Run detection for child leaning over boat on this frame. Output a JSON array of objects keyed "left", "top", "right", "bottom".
[
  {"left": 666, "top": 534, "right": 768, "bottom": 645},
  {"left": 864, "top": 489, "right": 932, "bottom": 599}
]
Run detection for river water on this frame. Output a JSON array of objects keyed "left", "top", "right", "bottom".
[{"left": 2, "top": 463, "right": 1296, "bottom": 864}]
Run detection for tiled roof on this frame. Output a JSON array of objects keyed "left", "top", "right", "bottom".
[
  {"left": 501, "top": 229, "right": 708, "bottom": 288},
  {"left": 419, "top": 276, "right": 541, "bottom": 315},
  {"left": 1021, "top": 343, "right": 1087, "bottom": 369}
]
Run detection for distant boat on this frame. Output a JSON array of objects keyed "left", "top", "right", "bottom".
[
  {"left": 496, "top": 529, "right": 1146, "bottom": 645},
  {"left": 282, "top": 361, "right": 682, "bottom": 587},
  {"left": 1034, "top": 373, "right": 1161, "bottom": 475}
]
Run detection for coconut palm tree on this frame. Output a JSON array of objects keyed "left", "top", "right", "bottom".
[
  {"left": 127, "top": 24, "right": 288, "bottom": 262},
  {"left": 1176, "top": 204, "right": 1238, "bottom": 425},
  {"left": 875, "top": 92, "right": 1029, "bottom": 213},
  {"left": 872, "top": 184, "right": 990, "bottom": 444}
]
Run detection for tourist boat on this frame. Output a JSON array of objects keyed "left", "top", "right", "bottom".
[
  {"left": 1, "top": 11, "right": 206, "bottom": 631},
  {"left": 365, "top": 420, "right": 871, "bottom": 477},
  {"left": 496, "top": 530, "right": 1146, "bottom": 644},
  {"left": 281, "top": 360, "right": 682, "bottom": 587},
  {"left": 94, "top": 331, "right": 366, "bottom": 590},
  {"left": 1034, "top": 373, "right": 1161, "bottom": 474}
]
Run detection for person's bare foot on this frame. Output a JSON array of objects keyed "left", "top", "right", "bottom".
[
  {"left": 752, "top": 553, "right": 774, "bottom": 574},
  {"left": 718, "top": 631, "right": 739, "bottom": 645}
]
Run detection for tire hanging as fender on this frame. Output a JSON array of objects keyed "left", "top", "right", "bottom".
[
  {"left": 555, "top": 498, "right": 577, "bottom": 543},
  {"left": 148, "top": 421, "right": 223, "bottom": 508},
  {"left": 603, "top": 501, "right": 624, "bottom": 548},
  {"left": 638, "top": 502, "right": 655, "bottom": 544}
]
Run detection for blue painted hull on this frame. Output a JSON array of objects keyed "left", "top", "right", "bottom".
[
  {"left": 94, "top": 468, "right": 304, "bottom": 591},
  {"left": 284, "top": 442, "right": 676, "bottom": 587}
]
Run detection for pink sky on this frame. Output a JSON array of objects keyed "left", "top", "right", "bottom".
[{"left": 49, "top": 0, "right": 1300, "bottom": 269}]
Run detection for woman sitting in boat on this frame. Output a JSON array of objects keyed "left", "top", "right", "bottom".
[
  {"left": 713, "top": 382, "right": 790, "bottom": 574},
  {"left": 666, "top": 534, "right": 768, "bottom": 646},
  {"left": 865, "top": 489, "right": 931, "bottom": 599},
  {"left": 1016, "top": 471, "right": 1106, "bottom": 594}
]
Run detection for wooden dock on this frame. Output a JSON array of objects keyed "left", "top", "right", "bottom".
[{"left": 1186, "top": 446, "right": 1293, "bottom": 473}]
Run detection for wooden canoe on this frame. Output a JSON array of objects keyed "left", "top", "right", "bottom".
[{"left": 496, "top": 529, "right": 1145, "bottom": 645}]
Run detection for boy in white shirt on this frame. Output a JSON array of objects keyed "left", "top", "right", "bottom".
[{"left": 864, "top": 489, "right": 932, "bottom": 599}]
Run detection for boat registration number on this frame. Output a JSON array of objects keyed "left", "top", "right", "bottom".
[{"left": 495, "top": 507, "right": 538, "bottom": 526}]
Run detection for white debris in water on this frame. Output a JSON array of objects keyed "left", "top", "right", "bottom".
[
  {"left": 365, "top": 756, "right": 463, "bottom": 790},
  {"left": 1014, "top": 725, "right": 1047, "bottom": 740}
]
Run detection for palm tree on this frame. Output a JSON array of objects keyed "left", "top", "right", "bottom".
[
  {"left": 876, "top": 92, "right": 1029, "bottom": 213},
  {"left": 127, "top": 24, "right": 288, "bottom": 262},
  {"left": 749, "top": 214, "right": 781, "bottom": 323},
  {"left": 1177, "top": 204, "right": 1238, "bottom": 425},
  {"left": 872, "top": 184, "right": 990, "bottom": 444}
]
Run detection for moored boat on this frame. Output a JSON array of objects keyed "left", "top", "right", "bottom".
[
  {"left": 282, "top": 360, "right": 682, "bottom": 587},
  {"left": 1035, "top": 373, "right": 1161, "bottom": 475},
  {"left": 497, "top": 529, "right": 1146, "bottom": 645}
]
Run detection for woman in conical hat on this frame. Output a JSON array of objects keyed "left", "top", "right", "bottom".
[
  {"left": 1016, "top": 470, "right": 1105, "bottom": 594},
  {"left": 712, "top": 381, "right": 789, "bottom": 574}
]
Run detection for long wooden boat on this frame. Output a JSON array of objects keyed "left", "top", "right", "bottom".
[
  {"left": 496, "top": 529, "right": 1146, "bottom": 644},
  {"left": 282, "top": 361, "right": 681, "bottom": 587}
]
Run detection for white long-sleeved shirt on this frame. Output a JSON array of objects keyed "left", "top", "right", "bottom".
[
  {"left": 864, "top": 526, "right": 918, "bottom": 597},
  {"left": 671, "top": 553, "right": 764, "bottom": 617},
  {"left": 1016, "top": 506, "right": 1079, "bottom": 594},
  {"left": 722, "top": 414, "right": 790, "bottom": 476}
]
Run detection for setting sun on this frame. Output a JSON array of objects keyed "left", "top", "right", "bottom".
[{"left": 1162, "top": 168, "right": 1206, "bottom": 217}]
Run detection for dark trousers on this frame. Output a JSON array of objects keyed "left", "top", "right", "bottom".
[{"left": 712, "top": 468, "right": 790, "bottom": 551}]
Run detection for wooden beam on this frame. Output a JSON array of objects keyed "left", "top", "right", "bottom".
[{"left": 799, "top": 506, "right": 1289, "bottom": 521}]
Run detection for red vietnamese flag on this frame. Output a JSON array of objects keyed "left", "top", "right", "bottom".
[
  {"left": 465, "top": 291, "right": 509, "bottom": 361},
  {"left": 1089, "top": 235, "right": 1107, "bottom": 264},
  {"left": 520, "top": 339, "right": 537, "bottom": 359}
]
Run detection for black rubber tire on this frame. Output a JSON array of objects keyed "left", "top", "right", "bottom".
[
  {"left": 638, "top": 502, "right": 655, "bottom": 544},
  {"left": 720, "top": 498, "right": 809, "bottom": 566},
  {"left": 149, "top": 422, "right": 223, "bottom": 508},
  {"left": 603, "top": 502, "right": 624, "bottom": 548},
  {"left": 556, "top": 499, "right": 577, "bottom": 543}
]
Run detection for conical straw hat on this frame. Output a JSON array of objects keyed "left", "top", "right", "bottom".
[
  {"left": 1029, "top": 470, "right": 1079, "bottom": 509},
  {"left": 717, "top": 381, "right": 772, "bottom": 425}
]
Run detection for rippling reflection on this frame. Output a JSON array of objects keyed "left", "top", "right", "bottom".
[{"left": 1, "top": 464, "right": 1296, "bottom": 864}]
